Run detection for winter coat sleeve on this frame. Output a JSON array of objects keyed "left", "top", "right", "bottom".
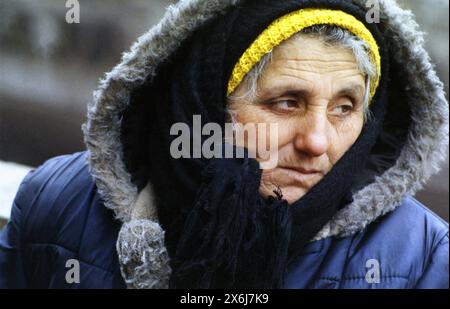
[
  {"left": 0, "top": 171, "right": 35, "bottom": 288},
  {"left": 414, "top": 232, "right": 449, "bottom": 289}
]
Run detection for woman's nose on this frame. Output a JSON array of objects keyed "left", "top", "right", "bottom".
[{"left": 292, "top": 113, "right": 329, "bottom": 157}]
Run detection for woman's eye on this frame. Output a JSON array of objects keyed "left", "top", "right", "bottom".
[
  {"left": 271, "top": 100, "right": 297, "bottom": 111},
  {"left": 330, "top": 104, "right": 353, "bottom": 116}
]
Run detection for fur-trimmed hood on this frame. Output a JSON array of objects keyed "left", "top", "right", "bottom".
[{"left": 82, "top": 0, "right": 448, "bottom": 288}]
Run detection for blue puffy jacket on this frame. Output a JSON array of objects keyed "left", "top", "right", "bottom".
[
  {"left": 0, "top": 152, "right": 448, "bottom": 288},
  {"left": 1, "top": 0, "right": 449, "bottom": 289}
]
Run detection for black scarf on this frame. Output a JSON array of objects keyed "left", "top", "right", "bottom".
[{"left": 121, "top": 0, "right": 389, "bottom": 288}]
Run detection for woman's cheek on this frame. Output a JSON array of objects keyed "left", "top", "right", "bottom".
[
  {"left": 235, "top": 106, "right": 283, "bottom": 152},
  {"left": 329, "top": 115, "right": 364, "bottom": 164}
]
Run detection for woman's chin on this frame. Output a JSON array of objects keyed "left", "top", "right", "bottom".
[
  {"left": 280, "top": 186, "right": 308, "bottom": 205},
  {"left": 259, "top": 185, "right": 308, "bottom": 204}
]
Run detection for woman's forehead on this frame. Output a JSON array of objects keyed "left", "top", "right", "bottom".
[
  {"left": 271, "top": 35, "right": 359, "bottom": 70},
  {"left": 259, "top": 36, "right": 364, "bottom": 89}
]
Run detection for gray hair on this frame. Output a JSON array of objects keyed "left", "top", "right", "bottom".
[{"left": 228, "top": 25, "right": 377, "bottom": 121}]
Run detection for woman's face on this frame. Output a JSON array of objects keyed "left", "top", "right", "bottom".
[{"left": 228, "top": 35, "right": 366, "bottom": 204}]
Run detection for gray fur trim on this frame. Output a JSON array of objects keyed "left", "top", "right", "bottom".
[
  {"left": 82, "top": 0, "right": 239, "bottom": 222},
  {"left": 116, "top": 219, "right": 171, "bottom": 289},
  {"left": 83, "top": 0, "right": 449, "bottom": 288}
]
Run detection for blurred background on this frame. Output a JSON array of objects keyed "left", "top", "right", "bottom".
[{"left": 0, "top": 0, "right": 448, "bottom": 229}]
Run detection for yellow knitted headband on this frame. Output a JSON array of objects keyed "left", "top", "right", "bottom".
[{"left": 227, "top": 8, "right": 381, "bottom": 101}]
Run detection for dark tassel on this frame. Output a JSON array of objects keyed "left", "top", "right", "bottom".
[{"left": 169, "top": 157, "right": 292, "bottom": 288}]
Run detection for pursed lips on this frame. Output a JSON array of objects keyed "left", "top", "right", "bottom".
[{"left": 275, "top": 165, "right": 324, "bottom": 185}]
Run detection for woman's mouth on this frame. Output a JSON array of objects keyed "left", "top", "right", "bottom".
[{"left": 275, "top": 166, "right": 323, "bottom": 184}]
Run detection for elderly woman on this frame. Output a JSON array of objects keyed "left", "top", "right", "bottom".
[{"left": 0, "top": 0, "right": 448, "bottom": 289}]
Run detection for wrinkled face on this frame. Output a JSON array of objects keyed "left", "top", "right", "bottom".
[{"left": 228, "top": 35, "right": 366, "bottom": 204}]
